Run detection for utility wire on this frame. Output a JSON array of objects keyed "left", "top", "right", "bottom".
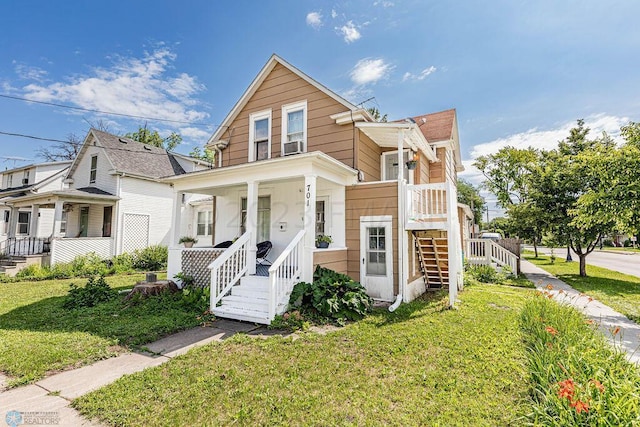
[
  {"left": 0, "top": 93, "right": 213, "bottom": 126},
  {"left": 0, "top": 130, "right": 202, "bottom": 157}
]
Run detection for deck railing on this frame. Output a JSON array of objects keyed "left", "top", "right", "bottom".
[
  {"left": 209, "top": 232, "right": 250, "bottom": 307},
  {"left": 268, "top": 230, "right": 305, "bottom": 320},
  {"left": 407, "top": 183, "right": 448, "bottom": 222},
  {"left": 1, "top": 237, "right": 48, "bottom": 257},
  {"left": 466, "top": 238, "right": 518, "bottom": 275}
]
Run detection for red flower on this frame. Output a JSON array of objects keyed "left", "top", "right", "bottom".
[
  {"left": 545, "top": 326, "right": 559, "bottom": 336},
  {"left": 570, "top": 399, "right": 590, "bottom": 414},
  {"left": 589, "top": 379, "right": 605, "bottom": 393},
  {"left": 612, "top": 326, "right": 621, "bottom": 336},
  {"left": 585, "top": 319, "right": 594, "bottom": 325},
  {"left": 557, "top": 378, "right": 575, "bottom": 400},
  {"left": 546, "top": 284, "right": 554, "bottom": 290}
]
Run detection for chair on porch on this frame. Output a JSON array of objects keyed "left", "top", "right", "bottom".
[
  {"left": 256, "top": 241, "right": 272, "bottom": 265},
  {"left": 213, "top": 240, "right": 233, "bottom": 249}
]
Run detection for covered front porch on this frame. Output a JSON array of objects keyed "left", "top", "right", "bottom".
[
  {"left": 166, "top": 152, "right": 358, "bottom": 324},
  {"left": 0, "top": 189, "right": 119, "bottom": 264}
]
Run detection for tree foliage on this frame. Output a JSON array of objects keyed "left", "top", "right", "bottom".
[
  {"left": 124, "top": 126, "right": 182, "bottom": 150},
  {"left": 37, "top": 133, "right": 83, "bottom": 161},
  {"left": 456, "top": 179, "right": 485, "bottom": 225},
  {"left": 366, "top": 107, "right": 388, "bottom": 123},
  {"left": 189, "top": 146, "right": 216, "bottom": 164}
]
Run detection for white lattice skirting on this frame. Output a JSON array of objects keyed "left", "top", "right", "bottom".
[{"left": 182, "top": 248, "right": 224, "bottom": 288}]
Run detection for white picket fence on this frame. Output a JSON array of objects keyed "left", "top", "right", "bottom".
[{"left": 466, "top": 238, "right": 518, "bottom": 275}]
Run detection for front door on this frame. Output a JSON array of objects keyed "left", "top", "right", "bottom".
[
  {"left": 79, "top": 207, "right": 89, "bottom": 237},
  {"left": 360, "top": 216, "right": 394, "bottom": 301}
]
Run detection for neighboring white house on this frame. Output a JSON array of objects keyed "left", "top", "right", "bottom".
[
  {"left": 0, "top": 161, "right": 72, "bottom": 253},
  {"left": 0, "top": 129, "right": 209, "bottom": 265}
]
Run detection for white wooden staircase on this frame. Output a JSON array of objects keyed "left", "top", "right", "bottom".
[
  {"left": 212, "top": 275, "right": 271, "bottom": 324},
  {"left": 414, "top": 231, "right": 449, "bottom": 290}
]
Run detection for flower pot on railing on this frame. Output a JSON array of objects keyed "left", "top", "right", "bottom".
[{"left": 315, "top": 235, "right": 332, "bottom": 249}]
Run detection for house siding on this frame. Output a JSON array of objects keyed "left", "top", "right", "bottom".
[
  {"left": 72, "top": 145, "right": 118, "bottom": 195},
  {"left": 345, "top": 182, "right": 399, "bottom": 293},
  {"left": 356, "top": 132, "right": 383, "bottom": 182},
  {"left": 313, "top": 248, "right": 348, "bottom": 274},
  {"left": 118, "top": 177, "right": 175, "bottom": 251},
  {"left": 218, "top": 63, "right": 355, "bottom": 169},
  {"left": 429, "top": 147, "right": 447, "bottom": 183}
]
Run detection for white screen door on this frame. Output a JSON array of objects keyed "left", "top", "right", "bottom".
[{"left": 360, "top": 216, "right": 394, "bottom": 301}]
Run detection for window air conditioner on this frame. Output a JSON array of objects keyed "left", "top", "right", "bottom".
[{"left": 283, "top": 140, "right": 303, "bottom": 156}]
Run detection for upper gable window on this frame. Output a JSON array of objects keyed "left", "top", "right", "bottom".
[
  {"left": 7, "top": 174, "right": 13, "bottom": 188},
  {"left": 248, "top": 110, "right": 272, "bottom": 161},
  {"left": 22, "top": 170, "right": 30, "bottom": 185},
  {"left": 281, "top": 101, "right": 307, "bottom": 156},
  {"left": 89, "top": 155, "right": 98, "bottom": 184}
]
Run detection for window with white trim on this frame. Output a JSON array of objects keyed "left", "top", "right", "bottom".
[
  {"left": 60, "top": 211, "right": 67, "bottom": 234},
  {"left": 197, "top": 210, "right": 213, "bottom": 236},
  {"left": 249, "top": 110, "right": 272, "bottom": 161},
  {"left": 17, "top": 212, "right": 30, "bottom": 235},
  {"left": 89, "top": 155, "right": 98, "bottom": 184},
  {"left": 7, "top": 174, "right": 13, "bottom": 188},
  {"left": 381, "top": 150, "right": 414, "bottom": 183},
  {"left": 22, "top": 170, "right": 30, "bottom": 185},
  {"left": 281, "top": 101, "right": 307, "bottom": 156}
]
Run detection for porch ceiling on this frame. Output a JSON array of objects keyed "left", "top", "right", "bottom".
[
  {"left": 355, "top": 122, "right": 438, "bottom": 162},
  {"left": 165, "top": 151, "right": 358, "bottom": 193}
]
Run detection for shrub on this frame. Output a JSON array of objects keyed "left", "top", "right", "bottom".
[
  {"left": 69, "top": 253, "right": 110, "bottom": 276},
  {"left": 466, "top": 264, "right": 500, "bottom": 283},
  {"left": 602, "top": 239, "right": 614, "bottom": 247},
  {"left": 270, "top": 310, "right": 309, "bottom": 331},
  {"left": 520, "top": 292, "right": 640, "bottom": 425},
  {"left": 15, "top": 264, "right": 49, "bottom": 279},
  {"left": 63, "top": 276, "right": 118, "bottom": 309},
  {"left": 132, "top": 245, "right": 167, "bottom": 271},
  {"left": 111, "top": 253, "right": 134, "bottom": 274},
  {"left": 288, "top": 266, "right": 373, "bottom": 325}
]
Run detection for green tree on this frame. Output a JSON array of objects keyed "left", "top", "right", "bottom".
[
  {"left": 366, "top": 107, "right": 388, "bottom": 123},
  {"left": 124, "top": 126, "right": 182, "bottom": 150},
  {"left": 189, "top": 146, "right": 216, "bottom": 164},
  {"left": 456, "top": 179, "right": 485, "bottom": 226}
]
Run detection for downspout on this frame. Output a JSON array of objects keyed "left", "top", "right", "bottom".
[{"left": 390, "top": 128, "right": 406, "bottom": 312}]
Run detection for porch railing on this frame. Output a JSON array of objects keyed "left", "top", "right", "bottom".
[
  {"left": 209, "top": 232, "right": 250, "bottom": 308},
  {"left": 50, "top": 237, "right": 113, "bottom": 265},
  {"left": 466, "top": 238, "right": 518, "bottom": 275},
  {"left": 1, "top": 237, "right": 48, "bottom": 257},
  {"left": 407, "top": 183, "right": 448, "bottom": 222},
  {"left": 268, "top": 230, "right": 305, "bottom": 320}
]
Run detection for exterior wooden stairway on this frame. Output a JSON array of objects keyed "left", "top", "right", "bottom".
[{"left": 413, "top": 231, "right": 449, "bottom": 290}]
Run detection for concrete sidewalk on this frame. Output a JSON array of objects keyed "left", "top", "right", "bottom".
[
  {"left": 521, "top": 259, "right": 640, "bottom": 365},
  {"left": 0, "top": 319, "right": 264, "bottom": 427}
]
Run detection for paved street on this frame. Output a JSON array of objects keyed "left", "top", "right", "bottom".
[{"left": 526, "top": 246, "right": 640, "bottom": 278}]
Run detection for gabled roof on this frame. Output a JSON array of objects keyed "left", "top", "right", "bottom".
[
  {"left": 1, "top": 160, "right": 72, "bottom": 175},
  {"left": 207, "top": 54, "right": 369, "bottom": 146},
  {"left": 411, "top": 109, "right": 456, "bottom": 143},
  {"left": 0, "top": 165, "right": 70, "bottom": 197},
  {"left": 67, "top": 129, "right": 188, "bottom": 180}
]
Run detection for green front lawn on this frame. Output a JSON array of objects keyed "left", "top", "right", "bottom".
[
  {"left": 75, "top": 284, "right": 533, "bottom": 426},
  {"left": 524, "top": 254, "right": 640, "bottom": 323},
  {"left": 0, "top": 273, "right": 207, "bottom": 387}
]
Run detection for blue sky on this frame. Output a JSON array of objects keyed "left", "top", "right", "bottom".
[{"left": 2, "top": 1, "right": 639, "bottom": 213}]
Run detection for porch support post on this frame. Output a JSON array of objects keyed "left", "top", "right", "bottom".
[
  {"left": 53, "top": 200, "right": 64, "bottom": 238},
  {"left": 397, "top": 129, "right": 406, "bottom": 302},
  {"left": 8, "top": 207, "right": 19, "bottom": 238},
  {"left": 170, "top": 190, "right": 184, "bottom": 247},
  {"left": 29, "top": 204, "right": 40, "bottom": 237},
  {"left": 302, "top": 174, "right": 317, "bottom": 283},
  {"left": 246, "top": 180, "right": 258, "bottom": 275}
]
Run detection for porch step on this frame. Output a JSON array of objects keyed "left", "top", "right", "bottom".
[
  {"left": 212, "top": 305, "right": 270, "bottom": 324},
  {"left": 239, "top": 275, "right": 269, "bottom": 289},
  {"left": 231, "top": 286, "right": 269, "bottom": 299},
  {"left": 221, "top": 295, "right": 269, "bottom": 311}
]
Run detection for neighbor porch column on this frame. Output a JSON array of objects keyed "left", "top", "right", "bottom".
[
  {"left": 302, "top": 174, "right": 317, "bottom": 283},
  {"left": 246, "top": 180, "right": 258, "bottom": 275},
  {"left": 29, "top": 204, "right": 40, "bottom": 237},
  {"left": 170, "top": 190, "right": 184, "bottom": 247},
  {"left": 52, "top": 200, "right": 64, "bottom": 237},
  {"left": 7, "top": 207, "right": 19, "bottom": 238}
]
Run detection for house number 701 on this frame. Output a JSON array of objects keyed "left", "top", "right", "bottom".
[{"left": 306, "top": 184, "right": 311, "bottom": 206}]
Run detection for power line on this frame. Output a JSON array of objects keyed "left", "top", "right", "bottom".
[
  {"left": 0, "top": 130, "right": 202, "bottom": 157},
  {"left": 0, "top": 93, "right": 212, "bottom": 126}
]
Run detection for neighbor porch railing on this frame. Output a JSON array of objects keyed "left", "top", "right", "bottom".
[
  {"left": 407, "top": 183, "right": 449, "bottom": 222},
  {"left": 1, "top": 237, "right": 49, "bottom": 257},
  {"left": 466, "top": 238, "right": 518, "bottom": 275},
  {"left": 268, "top": 230, "right": 305, "bottom": 320},
  {"left": 209, "top": 232, "right": 250, "bottom": 308}
]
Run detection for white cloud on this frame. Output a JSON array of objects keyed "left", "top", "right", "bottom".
[
  {"left": 331, "top": 9, "right": 338, "bottom": 19},
  {"left": 13, "top": 61, "right": 48, "bottom": 82},
  {"left": 402, "top": 66, "right": 437, "bottom": 82},
  {"left": 374, "top": 0, "right": 395, "bottom": 7},
  {"left": 306, "top": 11, "right": 323, "bottom": 29},
  {"left": 338, "top": 21, "right": 361, "bottom": 43},
  {"left": 20, "top": 47, "right": 208, "bottom": 126},
  {"left": 469, "top": 114, "right": 628, "bottom": 159},
  {"left": 179, "top": 126, "right": 212, "bottom": 140},
  {"left": 350, "top": 58, "right": 393, "bottom": 85}
]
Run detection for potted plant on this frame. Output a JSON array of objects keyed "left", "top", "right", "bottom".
[
  {"left": 315, "top": 234, "right": 332, "bottom": 249},
  {"left": 179, "top": 236, "right": 198, "bottom": 248},
  {"left": 405, "top": 151, "right": 419, "bottom": 170}
]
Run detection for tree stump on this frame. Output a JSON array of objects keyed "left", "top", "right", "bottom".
[{"left": 124, "top": 280, "right": 180, "bottom": 301}]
